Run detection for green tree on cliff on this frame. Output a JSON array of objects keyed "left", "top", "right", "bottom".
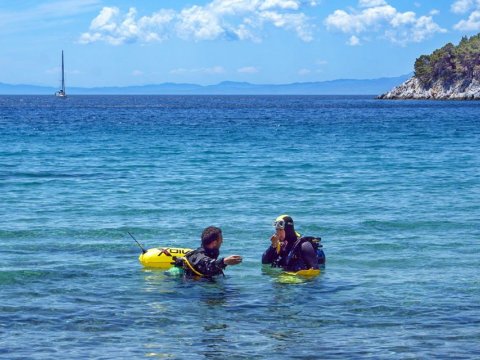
[{"left": 414, "top": 33, "right": 480, "bottom": 87}]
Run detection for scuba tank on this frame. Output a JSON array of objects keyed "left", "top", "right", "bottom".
[{"left": 284, "top": 236, "right": 326, "bottom": 271}]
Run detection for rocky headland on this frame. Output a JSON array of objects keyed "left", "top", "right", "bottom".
[{"left": 379, "top": 33, "right": 480, "bottom": 100}]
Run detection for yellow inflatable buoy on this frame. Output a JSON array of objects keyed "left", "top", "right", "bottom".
[
  {"left": 284, "top": 269, "right": 321, "bottom": 277},
  {"left": 278, "top": 269, "right": 321, "bottom": 284},
  {"left": 139, "top": 247, "right": 192, "bottom": 269}
]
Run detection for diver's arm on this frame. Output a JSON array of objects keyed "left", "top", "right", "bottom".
[
  {"left": 197, "top": 257, "right": 226, "bottom": 276},
  {"left": 224, "top": 255, "right": 242, "bottom": 265},
  {"left": 262, "top": 234, "right": 280, "bottom": 264},
  {"left": 190, "top": 253, "right": 226, "bottom": 276},
  {"left": 262, "top": 245, "right": 278, "bottom": 264}
]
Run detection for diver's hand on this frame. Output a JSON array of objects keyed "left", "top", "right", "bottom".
[
  {"left": 223, "top": 255, "right": 242, "bottom": 266},
  {"left": 270, "top": 234, "right": 280, "bottom": 248}
]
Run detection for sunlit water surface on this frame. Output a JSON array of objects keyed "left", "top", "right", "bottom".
[{"left": 0, "top": 95, "right": 479, "bottom": 359}]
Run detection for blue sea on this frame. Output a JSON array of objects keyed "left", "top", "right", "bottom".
[{"left": 0, "top": 95, "right": 479, "bottom": 359}]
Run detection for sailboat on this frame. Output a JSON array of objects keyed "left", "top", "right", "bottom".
[{"left": 55, "top": 50, "right": 66, "bottom": 98}]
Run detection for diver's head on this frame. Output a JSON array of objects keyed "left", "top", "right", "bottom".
[
  {"left": 201, "top": 226, "right": 223, "bottom": 249},
  {"left": 273, "top": 214, "right": 295, "bottom": 242}
]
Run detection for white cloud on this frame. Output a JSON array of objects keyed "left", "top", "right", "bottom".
[
  {"left": 206, "top": 66, "right": 226, "bottom": 74},
  {"left": 348, "top": 35, "right": 361, "bottom": 45},
  {"left": 260, "top": 0, "right": 300, "bottom": 11},
  {"left": 259, "top": 11, "right": 313, "bottom": 41},
  {"left": 454, "top": 10, "right": 480, "bottom": 30},
  {"left": 359, "top": 0, "right": 387, "bottom": 8},
  {"left": 237, "top": 66, "right": 259, "bottom": 73},
  {"left": 452, "top": 0, "right": 480, "bottom": 30},
  {"left": 390, "top": 11, "right": 416, "bottom": 27},
  {"left": 451, "top": 0, "right": 475, "bottom": 14},
  {"left": 170, "top": 66, "right": 226, "bottom": 75},
  {"left": 90, "top": 6, "right": 119, "bottom": 32},
  {"left": 79, "top": 0, "right": 314, "bottom": 45},
  {"left": 169, "top": 68, "right": 190, "bottom": 75},
  {"left": 325, "top": 6, "right": 398, "bottom": 33},
  {"left": 324, "top": 1, "right": 446, "bottom": 45},
  {"left": 176, "top": 5, "right": 224, "bottom": 40},
  {"left": 298, "top": 68, "right": 311, "bottom": 76},
  {"left": 79, "top": 6, "right": 175, "bottom": 45},
  {"left": 78, "top": 32, "right": 102, "bottom": 44},
  {"left": 132, "top": 70, "right": 143, "bottom": 76}
]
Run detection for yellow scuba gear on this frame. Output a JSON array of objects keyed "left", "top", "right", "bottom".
[
  {"left": 181, "top": 256, "right": 205, "bottom": 277},
  {"left": 275, "top": 231, "right": 302, "bottom": 255}
]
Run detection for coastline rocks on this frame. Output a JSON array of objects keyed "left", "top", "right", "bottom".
[{"left": 378, "top": 77, "right": 480, "bottom": 100}]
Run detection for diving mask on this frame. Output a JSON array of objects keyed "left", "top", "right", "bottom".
[{"left": 273, "top": 219, "right": 293, "bottom": 230}]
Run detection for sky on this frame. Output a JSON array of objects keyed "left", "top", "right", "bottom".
[{"left": 1, "top": 0, "right": 480, "bottom": 87}]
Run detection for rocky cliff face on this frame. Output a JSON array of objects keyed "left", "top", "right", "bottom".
[{"left": 378, "top": 77, "right": 480, "bottom": 100}]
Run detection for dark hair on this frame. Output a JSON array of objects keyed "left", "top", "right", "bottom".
[
  {"left": 201, "top": 226, "right": 222, "bottom": 246},
  {"left": 282, "top": 216, "right": 297, "bottom": 243}
]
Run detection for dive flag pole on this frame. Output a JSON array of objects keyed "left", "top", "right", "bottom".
[{"left": 128, "top": 231, "right": 147, "bottom": 254}]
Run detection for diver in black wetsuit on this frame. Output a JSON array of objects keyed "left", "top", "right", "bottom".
[
  {"left": 262, "top": 215, "right": 325, "bottom": 272},
  {"left": 179, "top": 226, "right": 242, "bottom": 278}
]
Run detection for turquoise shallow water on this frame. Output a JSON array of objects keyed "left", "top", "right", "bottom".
[{"left": 0, "top": 95, "right": 479, "bottom": 359}]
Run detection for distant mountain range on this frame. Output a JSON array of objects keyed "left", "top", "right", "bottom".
[{"left": 0, "top": 74, "right": 411, "bottom": 95}]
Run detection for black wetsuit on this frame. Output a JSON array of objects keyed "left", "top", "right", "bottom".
[
  {"left": 262, "top": 237, "right": 321, "bottom": 272},
  {"left": 182, "top": 247, "right": 226, "bottom": 277}
]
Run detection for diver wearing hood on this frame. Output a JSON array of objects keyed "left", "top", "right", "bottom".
[
  {"left": 180, "top": 226, "right": 242, "bottom": 278},
  {"left": 262, "top": 215, "right": 325, "bottom": 272}
]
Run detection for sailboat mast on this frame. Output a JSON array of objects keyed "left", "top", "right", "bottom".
[
  {"left": 61, "top": 50, "right": 65, "bottom": 93},
  {"left": 55, "top": 50, "right": 66, "bottom": 97}
]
